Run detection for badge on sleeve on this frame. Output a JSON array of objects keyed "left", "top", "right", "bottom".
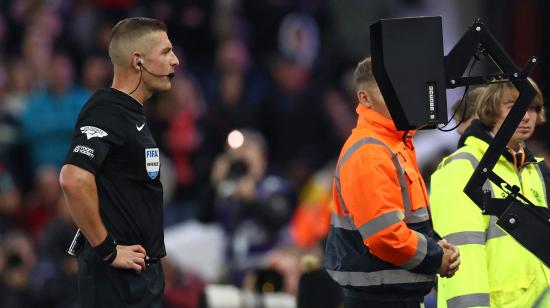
[{"left": 145, "top": 148, "right": 160, "bottom": 179}]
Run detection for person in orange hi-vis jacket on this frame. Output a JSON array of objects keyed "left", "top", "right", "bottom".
[{"left": 324, "top": 57, "right": 460, "bottom": 308}]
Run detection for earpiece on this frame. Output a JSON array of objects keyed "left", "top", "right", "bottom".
[
  {"left": 135, "top": 56, "right": 175, "bottom": 78},
  {"left": 129, "top": 54, "right": 175, "bottom": 95}
]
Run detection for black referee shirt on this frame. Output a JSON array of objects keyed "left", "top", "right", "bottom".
[{"left": 65, "top": 88, "right": 165, "bottom": 258}]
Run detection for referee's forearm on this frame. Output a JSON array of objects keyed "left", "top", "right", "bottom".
[{"left": 60, "top": 164, "right": 108, "bottom": 246}]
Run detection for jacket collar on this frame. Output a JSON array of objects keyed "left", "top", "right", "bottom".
[
  {"left": 459, "top": 119, "right": 537, "bottom": 165},
  {"left": 355, "top": 104, "right": 415, "bottom": 144}
]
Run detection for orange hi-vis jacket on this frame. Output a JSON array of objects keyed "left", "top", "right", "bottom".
[{"left": 324, "top": 104, "right": 443, "bottom": 301}]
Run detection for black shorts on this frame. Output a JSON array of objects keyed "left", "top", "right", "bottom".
[{"left": 77, "top": 243, "right": 164, "bottom": 308}]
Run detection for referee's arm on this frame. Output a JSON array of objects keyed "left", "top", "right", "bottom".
[{"left": 60, "top": 164, "right": 147, "bottom": 272}]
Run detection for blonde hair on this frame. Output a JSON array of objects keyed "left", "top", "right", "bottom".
[
  {"left": 452, "top": 86, "right": 486, "bottom": 124},
  {"left": 354, "top": 57, "right": 376, "bottom": 90},
  {"left": 108, "top": 17, "right": 167, "bottom": 68},
  {"left": 477, "top": 78, "right": 545, "bottom": 128}
]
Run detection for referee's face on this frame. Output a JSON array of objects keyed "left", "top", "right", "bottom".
[{"left": 142, "top": 31, "right": 180, "bottom": 92}]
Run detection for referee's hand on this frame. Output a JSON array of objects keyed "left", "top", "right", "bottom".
[{"left": 111, "top": 245, "right": 147, "bottom": 272}]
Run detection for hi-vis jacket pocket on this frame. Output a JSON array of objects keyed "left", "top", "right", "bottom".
[{"left": 404, "top": 165, "right": 430, "bottom": 212}]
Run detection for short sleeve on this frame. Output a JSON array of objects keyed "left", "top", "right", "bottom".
[{"left": 64, "top": 106, "right": 126, "bottom": 174}]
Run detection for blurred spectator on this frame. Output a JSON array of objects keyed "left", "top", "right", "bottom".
[
  {"left": 149, "top": 1, "right": 215, "bottom": 67},
  {"left": 241, "top": 0, "right": 324, "bottom": 61},
  {"left": 0, "top": 164, "right": 21, "bottom": 234},
  {"left": 20, "top": 52, "right": 89, "bottom": 171},
  {"left": 2, "top": 58, "right": 33, "bottom": 118},
  {"left": 163, "top": 73, "right": 207, "bottom": 203},
  {"left": 258, "top": 54, "right": 331, "bottom": 189},
  {"left": 278, "top": 13, "right": 320, "bottom": 68},
  {"left": 201, "top": 37, "right": 267, "bottom": 162},
  {"left": 0, "top": 13, "right": 7, "bottom": 55},
  {"left": 321, "top": 87, "right": 356, "bottom": 153},
  {"left": 21, "top": 29, "right": 52, "bottom": 86},
  {"left": 0, "top": 58, "right": 33, "bottom": 191},
  {"left": 0, "top": 60, "right": 6, "bottom": 96},
  {"left": 145, "top": 69, "right": 208, "bottom": 212},
  {"left": 289, "top": 160, "right": 335, "bottom": 249},
  {"left": 261, "top": 247, "right": 303, "bottom": 295},
  {"left": 163, "top": 258, "right": 206, "bottom": 308},
  {"left": 323, "top": 0, "right": 397, "bottom": 65},
  {"left": 18, "top": 165, "right": 62, "bottom": 242},
  {"left": 81, "top": 54, "right": 112, "bottom": 92},
  {"left": 208, "top": 129, "right": 296, "bottom": 285},
  {"left": 26, "top": 6, "right": 63, "bottom": 40},
  {"left": 91, "top": 19, "right": 117, "bottom": 55},
  {"left": 0, "top": 230, "right": 38, "bottom": 308},
  {"left": 30, "top": 190, "right": 79, "bottom": 308},
  {"left": 203, "top": 36, "right": 268, "bottom": 108}
]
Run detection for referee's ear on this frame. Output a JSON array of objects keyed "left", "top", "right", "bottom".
[{"left": 132, "top": 53, "right": 142, "bottom": 71}]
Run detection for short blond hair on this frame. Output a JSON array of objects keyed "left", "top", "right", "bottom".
[
  {"left": 108, "top": 17, "right": 167, "bottom": 67},
  {"left": 354, "top": 57, "right": 376, "bottom": 90},
  {"left": 477, "top": 78, "right": 545, "bottom": 128}
]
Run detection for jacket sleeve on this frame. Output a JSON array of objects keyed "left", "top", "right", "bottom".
[
  {"left": 340, "top": 146, "right": 442, "bottom": 274},
  {"left": 430, "top": 156, "right": 491, "bottom": 308}
]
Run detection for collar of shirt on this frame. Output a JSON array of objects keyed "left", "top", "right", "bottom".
[
  {"left": 108, "top": 87, "right": 143, "bottom": 113},
  {"left": 355, "top": 103, "right": 416, "bottom": 142}
]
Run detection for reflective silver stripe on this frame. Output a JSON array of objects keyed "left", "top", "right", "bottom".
[
  {"left": 486, "top": 216, "right": 507, "bottom": 240},
  {"left": 444, "top": 231, "right": 486, "bottom": 245},
  {"left": 361, "top": 138, "right": 411, "bottom": 215},
  {"left": 335, "top": 138, "right": 381, "bottom": 215},
  {"left": 326, "top": 269, "right": 434, "bottom": 287},
  {"left": 447, "top": 293, "right": 490, "bottom": 308},
  {"left": 401, "top": 231, "right": 428, "bottom": 270},
  {"left": 443, "top": 151, "right": 509, "bottom": 242},
  {"left": 391, "top": 154, "right": 411, "bottom": 214},
  {"left": 405, "top": 206, "right": 430, "bottom": 223},
  {"left": 442, "top": 152, "right": 494, "bottom": 197},
  {"left": 441, "top": 152, "right": 478, "bottom": 169},
  {"left": 334, "top": 137, "right": 412, "bottom": 215},
  {"left": 357, "top": 210, "right": 405, "bottom": 240},
  {"left": 534, "top": 163, "right": 548, "bottom": 205},
  {"left": 330, "top": 213, "right": 355, "bottom": 231}
]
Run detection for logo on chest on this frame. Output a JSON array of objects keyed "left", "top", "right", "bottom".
[{"left": 145, "top": 148, "right": 160, "bottom": 179}]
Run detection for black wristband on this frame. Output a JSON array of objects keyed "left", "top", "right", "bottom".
[
  {"left": 104, "top": 247, "right": 117, "bottom": 264},
  {"left": 94, "top": 233, "right": 117, "bottom": 261}
]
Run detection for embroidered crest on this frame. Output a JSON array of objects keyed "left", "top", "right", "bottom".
[{"left": 80, "top": 126, "right": 108, "bottom": 140}]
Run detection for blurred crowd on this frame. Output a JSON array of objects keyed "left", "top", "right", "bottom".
[{"left": 0, "top": 0, "right": 549, "bottom": 308}]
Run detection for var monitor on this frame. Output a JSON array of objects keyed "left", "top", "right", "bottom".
[{"left": 370, "top": 16, "right": 447, "bottom": 131}]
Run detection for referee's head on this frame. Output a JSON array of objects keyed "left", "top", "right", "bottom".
[
  {"left": 109, "top": 17, "right": 167, "bottom": 69},
  {"left": 109, "top": 17, "right": 179, "bottom": 98}
]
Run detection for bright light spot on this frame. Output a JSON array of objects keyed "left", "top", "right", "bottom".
[{"left": 227, "top": 130, "right": 244, "bottom": 149}]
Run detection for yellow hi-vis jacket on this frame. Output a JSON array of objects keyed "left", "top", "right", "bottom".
[{"left": 430, "top": 124, "right": 550, "bottom": 308}]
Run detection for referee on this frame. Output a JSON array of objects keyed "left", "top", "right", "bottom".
[{"left": 59, "top": 17, "right": 179, "bottom": 307}]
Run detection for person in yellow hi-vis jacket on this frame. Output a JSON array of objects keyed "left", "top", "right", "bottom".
[{"left": 430, "top": 79, "right": 550, "bottom": 308}]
